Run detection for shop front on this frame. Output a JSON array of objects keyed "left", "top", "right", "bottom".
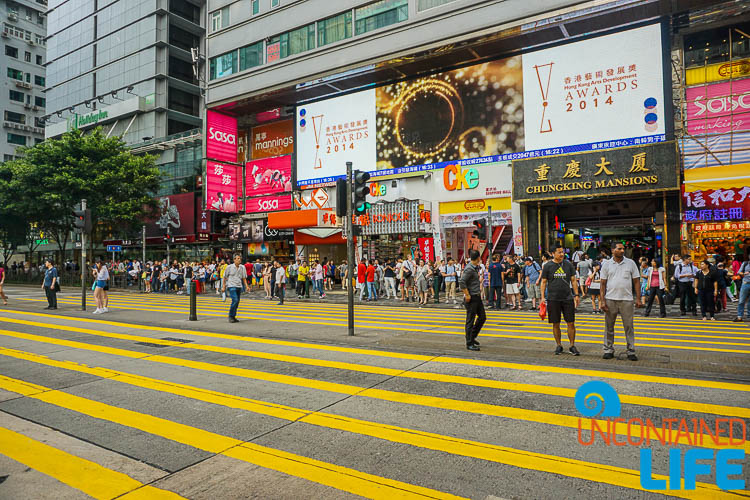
[
  {"left": 355, "top": 200, "right": 431, "bottom": 263},
  {"left": 513, "top": 141, "right": 681, "bottom": 262}
]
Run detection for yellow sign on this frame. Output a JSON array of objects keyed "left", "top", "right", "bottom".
[
  {"left": 439, "top": 197, "right": 511, "bottom": 214},
  {"left": 686, "top": 59, "right": 750, "bottom": 86}
]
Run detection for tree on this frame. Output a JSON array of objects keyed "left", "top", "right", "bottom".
[{"left": 1, "top": 128, "right": 162, "bottom": 262}]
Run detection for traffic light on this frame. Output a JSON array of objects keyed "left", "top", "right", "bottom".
[
  {"left": 472, "top": 218, "right": 487, "bottom": 240},
  {"left": 163, "top": 234, "right": 174, "bottom": 244},
  {"left": 353, "top": 170, "right": 371, "bottom": 214},
  {"left": 335, "top": 178, "right": 347, "bottom": 217},
  {"left": 72, "top": 208, "right": 91, "bottom": 233}
]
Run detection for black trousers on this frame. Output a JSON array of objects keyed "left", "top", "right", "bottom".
[
  {"left": 44, "top": 286, "right": 57, "bottom": 308},
  {"left": 677, "top": 281, "right": 697, "bottom": 313},
  {"left": 645, "top": 286, "right": 665, "bottom": 316},
  {"left": 490, "top": 285, "right": 503, "bottom": 308},
  {"left": 464, "top": 294, "right": 486, "bottom": 345},
  {"left": 698, "top": 288, "right": 715, "bottom": 318}
]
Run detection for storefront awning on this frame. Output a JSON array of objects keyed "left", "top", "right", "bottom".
[{"left": 268, "top": 209, "right": 341, "bottom": 230}]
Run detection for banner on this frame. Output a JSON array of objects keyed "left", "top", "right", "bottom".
[
  {"left": 686, "top": 58, "right": 750, "bottom": 86},
  {"left": 206, "top": 161, "right": 240, "bottom": 212},
  {"left": 245, "top": 194, "right": 293, "bottom": 213},
  {"left": 146, "top": 192, "right": 196, "bottom": 237},
  {"left": 245, "top": 155, "right": 292, "bottom": 197},
  {"left": 251, "top": 120, "right": 294, "bottom": 159},
  {"left": 686, "top": 78, "right": 750, "bottom": 136},
  {"left": 418, "top": 237, "right": 434, "bottom": 262},
  {"left": 682, "top": 187, "right": 750, "bottom": 222},
  {"left": 206, "top": 110, "right": 238, "bottom": 163}
]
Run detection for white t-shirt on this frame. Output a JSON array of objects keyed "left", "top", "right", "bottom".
[
  {"left": 600, "top": 257, "right": 640, "bottom": 301},
  {"left": 96, "top": 267, "right": 109, "bottom": 281}
]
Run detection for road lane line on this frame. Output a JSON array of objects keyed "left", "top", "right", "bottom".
[
  {"left": 2, "top": 309, "right": 749, "bottom": 392},
  {"left": 0, "top": 332, "right": 742, "bottom": 452},
  {"left": 0, "top": 354, "right": 741, "bottom": 499},
  {"left": 1, "top": 317, "right": 748, "bottom": 419},
  {"left": 0, "top": 425, "right": 184, "bottom": 500}
]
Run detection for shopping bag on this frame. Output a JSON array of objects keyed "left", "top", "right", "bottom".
[{"left": 538, "top": 301, "right": 547, "bottom": 321}]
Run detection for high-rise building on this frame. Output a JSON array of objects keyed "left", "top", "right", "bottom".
[
  {"left": 1, "top": 0, "right": 47, "bottom": 162},
  {"left": 44, "top": 0, "right": 205, "bottom": 196}
]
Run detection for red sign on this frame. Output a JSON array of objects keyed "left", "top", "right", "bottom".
[
  {"left": 682, "top": 187, "right": 750, "bottom": 222},
  {"left": 418, "top": 237, "right": 435, "bottom": 262},
  {"left": 245, "top": 194, "right": 292, "bottom": 213},
  {"left": 206, "top": 110, "right": 238, "bottom": 163},
  {"left": 146, "top": 192, "right": 196, "bottom": 237},
  {"left": 206, "top": 161, "right": 240, "bottom": 213},
  {"left": 245, "top": 155, "right": 292, "bottom": 197}
]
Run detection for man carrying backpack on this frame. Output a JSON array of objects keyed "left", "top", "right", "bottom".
[{"left": 675, "top": 255, "right": 699, "bottom": 316}]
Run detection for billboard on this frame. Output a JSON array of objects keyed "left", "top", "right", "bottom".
[
  {"left": 206, "top": 161, "right": 240, "bottom": 213},
  {"left": 522, "top": 23, "right": 665, "bottom": 151},
  {"left": 251, "top": 120, "right": 294, "bottom": 159},
  {"left": 245, "top": 194, "right": 293, "bottom": 213},
  {"left": 206, "top": 110, "right": 238, "bottom": 163},
  {"left": 246, "top": 155, "right": 292, "bottom": 198},
  {"left": 686, "top": 78, "right": 750, "bottom": 136},
  {"left": 295, "top": 23, "right": 666, "bottom": 186},
  {"left": 146, "top": 192, "right": 196, "bottom": 237}
]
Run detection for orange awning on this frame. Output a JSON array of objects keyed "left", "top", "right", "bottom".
[{"left": 268, "top": 210, "right": 319, "bottom": 229}]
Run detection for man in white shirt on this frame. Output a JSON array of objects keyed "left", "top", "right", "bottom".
[
  {"left": 274, "top": 260, "right": 286, "bottom": 305},
  {"left": 600, "top": 242, "right": 642, "bottom": 361}
]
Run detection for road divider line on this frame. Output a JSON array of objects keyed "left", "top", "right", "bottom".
[
  {"left": 0, "top": 349, "right": 740, "bottom": 498},
  {"left": 2, "top": 309, "right": 749, "bottom": 392},
  {"left": 0, "top": 425, "right": 185, "bottom": 500},
  {"left": 0, "top": 332, "right": 743, "bottom": 452}
]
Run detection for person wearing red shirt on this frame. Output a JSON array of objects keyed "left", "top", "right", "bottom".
[
  {"left": 366, "top": 261, "right": 377, "bottom": 301},
  {"left": 244, "top": 260, "right": 254, "bottom": 291},
  {"left": 358, "top": 260, "right": 368, "bottom": 300}
]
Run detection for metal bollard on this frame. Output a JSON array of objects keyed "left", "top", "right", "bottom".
[{"left": 189, "top": 279, "right": 197, "bottom": 321}]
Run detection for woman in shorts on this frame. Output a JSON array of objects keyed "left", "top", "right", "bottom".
[
  {"left": 587, "top": 263, "right": 602, "bottom": 314},
  {"left": 92, "top": 260, "right": 109, "bottom": 314}
]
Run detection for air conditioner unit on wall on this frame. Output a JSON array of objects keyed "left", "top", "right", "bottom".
[{"left": 8, "top": 12, "right": 18, "bottom": 21}]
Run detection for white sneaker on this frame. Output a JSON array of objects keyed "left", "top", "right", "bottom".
[
  {"left": 102, "top": 307, "right": 109, "bottom": 313},
  {"left": 222, "top": 292, "right": 227, "bottom": 302},
  {"left": 93, "top": 308, "right": 102, "bottom": 314}
]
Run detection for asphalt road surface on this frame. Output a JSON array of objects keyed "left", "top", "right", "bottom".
[{"left": 0, "top": 285, "right": 748, "bottom": 499}]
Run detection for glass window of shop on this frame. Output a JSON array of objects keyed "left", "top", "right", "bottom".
[
  {"left": 684, "top": 22, "right": 750, "bottom": 68},
  {"left": 318, "top": 11, "right": 352, "bottom": 47},
  {"left": 239, "top": 41, "right": 263, "bottom": 71},
  {"left": 209, "top": 50, "right": 237, "bottom": 80},
  {"left": 355, "top": 0, "right": 408, "bottom": 36}
]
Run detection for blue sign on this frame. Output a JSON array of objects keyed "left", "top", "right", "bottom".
[{"left": 106, "top": 245, "right": 122, "bottom": 253}]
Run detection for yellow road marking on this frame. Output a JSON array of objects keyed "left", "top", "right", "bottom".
[
  {"left": 0, "top": 354, "right": 740, "bottom": 499},
  {"left": 2, "top": 308, "right": 749, "bottom": 392},
  {"left": 0, "top": 425, "right": 184, "bottom": 500},
  {"left": 1, "top": 316, "right": 748, "bottom": 419},
  {"left": 0, "top": 332, "right": 744, "bottom": 453},
  {"left": 0, "top": 374, "right": 463, "bottom": 500}
]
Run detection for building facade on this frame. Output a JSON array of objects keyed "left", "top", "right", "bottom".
[
  {"left": 2, "top": 0, "right": 47, "bottom": 162},
  {"left": 203, "top": 0, "right": 738, "bottom": 265}
]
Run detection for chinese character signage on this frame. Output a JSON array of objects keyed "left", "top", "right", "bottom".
[
  {"left": 353, "top": 200, "right": 420, "bottom": 236},
  {"left": 206, "top": 161, "right": 240, "bottom": 212},
  {"left": 683, "top": 187, "right": 750, "bottom": 222},
  {"left": 206, "top": 110, "right": 238, "bottom": 163},
  {"left": 512, "top": 142, "right": 678, "bottom": 202},
  {"left": 251, "top": 120, "right": 294, "bottom": 159}
]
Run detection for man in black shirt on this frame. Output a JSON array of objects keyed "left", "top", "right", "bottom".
[
  {"left": 503, "top": 254, "right": 522, "bottom": 310},
  {"left": 540, "top": 246, "right": 581, "bottom": 356},
  {"left": 459, "top": 249, "right": 485, "bottom": 351}
]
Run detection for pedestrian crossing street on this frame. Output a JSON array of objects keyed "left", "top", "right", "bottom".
[{"left": 0, "top": 296, "right": 748, "bottom": 498}]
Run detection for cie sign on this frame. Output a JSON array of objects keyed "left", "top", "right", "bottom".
[{"left": 443, "top": 165, "right": 478, "bottom": 191}]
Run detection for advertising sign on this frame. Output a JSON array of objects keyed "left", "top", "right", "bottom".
[
  {"left": 251, "top": 120, "right": 294, "bottom": 159},
  {"left": 206, "top": 110, "right": 238, "bottom": 163},
  {"left": 206, "top": 161, "right": 240, "bottom": 212},
  {"left": 686, "top": 58, "right": 750, "bottom": 86},
  {"left": 418, "top": 237, "right": 435, "bottom": 262},
  {"left": 522, "top": 23, "right": 665, "bottom": 151},
  {"left": 245, "top": 155, "right": 293, "bottom": 198},
  {"left": 296, "top": 89, "right": 376, "bottom": 186},
  {"left": 146, "top": 192, "right": 196, "bottom": 237},
  {"left": 682, "top": 188, "right": 750, "bottom": 222},
  {"left": 685, "top": 78, "right": 750, "bottom": 136},
  {"left": 245, "top": 194, "right": 293, "bottom": 213},
  {"left": 354, "top": 200, "right": 421, "bottom": 236},
  {"left": 513, "top": 142, "right": 679, "bottom": 202}
]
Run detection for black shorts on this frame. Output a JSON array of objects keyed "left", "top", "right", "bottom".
[{"left": 548, "top": 299, "right": 575, "bottom": 324}]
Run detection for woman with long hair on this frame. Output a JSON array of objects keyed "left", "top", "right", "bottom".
[
  {"left": 587, "top": 263, "right": 602, "bottom": 314},
  {"left": 92, "top": 260, "right": 109, "bottom": 314},
  {"left": 262, "top": 261, "right": 272, "bottom": 299},
  {"left": 644, "top": 258, "right": 667, "bottom": 318},
  {"left": 695, "top": 259, "right": 718, "bottom": 321}
]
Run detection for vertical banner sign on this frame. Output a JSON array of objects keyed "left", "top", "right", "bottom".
[
  {"left": 206, "top": 161, "right": 239, "bottom": 212},
  {"left": 206, "top": 110, "right": 238, "bottom": 163},
  {"left": 511, "top": 202, "right": 523, "bottom": 254},
  {"left": 418, "top": 237, "right": 435, "bottom": 262}
]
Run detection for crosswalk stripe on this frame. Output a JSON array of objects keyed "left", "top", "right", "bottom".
[
  {"left": 2, "top": 309, "right": 748, "bottom": 393},
  {"left": 1, "top": 315, "right": 748, "bottom": 419},
  {"left": 0, "top": 374, "right": 464, "bottom": 500},
  {"left": 0, "top": 329, "right": 744, "bottom": 453},
  {"left": 20, "top": 297, "right": 750, "bottom": 353},
  {"left": 0, "top": 425, "right": 185, "bottom": 500},
  {"left": 0, "top": 350, "right": 740, "bottom": 499}
]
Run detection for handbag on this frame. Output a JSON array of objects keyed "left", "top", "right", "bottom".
[
  {"left": 663, "top": 290, "right": 675, "bottom": 305},
  {"left": 585, "top": 275, "right": 593, "bottom": 287},
  {"left": 54, "top": 281, "right": 60, "bottom": 292},
  {"left": 538, "top": 300, "right": 547, "bottom": 321}
]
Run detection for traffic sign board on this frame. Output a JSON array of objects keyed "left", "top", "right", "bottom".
[{"left": 106, "top": 245, "right": 122, "bottom": 252}]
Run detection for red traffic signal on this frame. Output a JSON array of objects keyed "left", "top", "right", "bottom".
[{"left": 472, "top": 218, "right": 487, "bottom": 240}]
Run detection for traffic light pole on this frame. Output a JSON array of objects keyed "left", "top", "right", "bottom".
[
  {"left": 487, "top": 206, "right": 493, "bottom": 257},
  {"left": 80, "top": 199, "right": 87, "bottom": 311},
  {"left": 166, "top": 225, "right": 171, "bottom": 264},
  {"left": 346, "top": 161, "right": 355, "bottom": 337}
]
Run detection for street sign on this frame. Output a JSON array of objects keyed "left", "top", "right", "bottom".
[
  {"left": 312, "top": 188, "right": 329, "bottom": 208},
  {"left": 35, "top": 238, "right": 49, "bottom": 245},
  {"left": 106, "top": 245, "right": 122, "bottom": 252}
]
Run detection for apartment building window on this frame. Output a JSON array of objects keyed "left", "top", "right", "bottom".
[
  {"left": 5, "top": 45, "right": 18, "bottom": 58},
  {"left": 239, "top": 41, "right": 263, "bottom": 71},
  {"left": 252, "top": 0, "right": 259, "bottom": 15},
  {"left": 684, "top": 22, "right": 750, "bottom": 68},
  {"left": 7, "top": 68, "right": 23, "bottom": 80},
  {"left": 7, "top": 133, "right": 27, "bottom": 146},
  {"left": 34, "top": 75, "right": 44, "bottom": 86},
  {"left": 209, "top": 51, "right": 237, "bottom": 80},
  {"left": 34, "top": 138, "right": 43, "bottom": 145},
  {"left": 271, "top": 0, "right": 280, "bottom": 7},
  {"left": 417, "top": 0, "right": 457, "bottom": 10},
  {"left": 35, "top": 96, "right": 45, "bottom": 107},
  {"left": 318, "top": 11, "right": 352, "bottom": 47},
  {"left": 9, "top": 90, "right": 24, "bottom": 102},
  {"left": 4, "top": 111, "right": 25, "bottom": 124},
  {"left": 210, "top": 7, "right": 229, "bottom": 32},
  {"left": 3, "top": 23, "right": 25, "bottom": 40},
  {"left": 268, "top": 23, "right": 315, "bottom": 61},
  {"left": 3, "top": 154, "right": 14, "bottom": 162},
  {"left": 34, "top": 34, "right": 44, "bottom": 46},
  {"left": 24, "top": 51, "right": 31, "bottom": 62},
  {"left": 37, "top": 12, "right": 44, "bottom": 25},
  {"left": 35, "top": 54, "right": 42, "bottom": 65},
  {"left": 355, "top": 0, "right": 408, "bottom": 35}
]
